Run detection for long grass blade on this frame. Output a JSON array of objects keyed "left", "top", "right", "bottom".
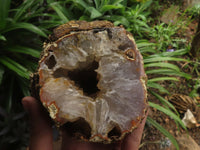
[
  {"left": 136, "top": 40, "right": 156, "bottom": 53},
  {"left": 0, "top": 35, "right": 6, "bottom": 41},
  {"left": 146, "top": 69, "right": 192, "bottom": 79},
  {"left": 0, "top": 0, "right": 11, "bottom": 30},
  {"left": 111, "top": 0, "right": 124, "bottom": 5},
  {"left": 147, "top": 82, "right": 169, "bottom": 94},
  {"left": 149, "top": 102, "right": 186, "bottom": 130},
  {"left": 147, "top": 117, "right": 179, "bottom": 150},
  {"left": 18, "top": 57, "right": 38, "bottom": 72},
  {"left": 7, "top": 46, "right": 41, "bottom": 58},
  {"left": 136, "top": 40, "right": 155, "bottom": 47},
  {"left": 144, "top": 62, "right": 180, "bottom": 71},
  {"left": 144, "top": 57, "right": 188, "bottom": 63},
  {"left": 73, "top": 0, "right": 102, "bottom": 19},
  {"left": 148, "top": 77, "right": 179, "bottom": 82},
  {"left": 103, "top": 15, "right": 129, "bottom": 26},
  {"left": 100, "top": 5, "right": 123, "bottom": 13},
  {"left": 152, "top": 49, "right": 189, "bottom": 57},
  {"left": 50, "top": 2, "right": 69, "bottom": 23},
  {"left": 0, "top": 56, "right": 30, "bottom": 79},
  {"left": 88, "top": 7, "right": 102, "bottom": 19},
  {"left": 2, "top": 22, "right": 47, "bottom": 38},
  {"left": 149, "top": 90, "right": 179, "bottom": 116},
  {"left": 94, "top": 0, "right": 100, "bottom": 9},
  {"left": 13, "top": 0, "right": 34, "bottom": 22},
  {"left": 148, "top": 69, "right": 191, "bottom": 79}
]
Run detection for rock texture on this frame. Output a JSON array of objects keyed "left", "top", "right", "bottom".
[{"left": 33, "top": 20, "right": 147, "bottom": 143}]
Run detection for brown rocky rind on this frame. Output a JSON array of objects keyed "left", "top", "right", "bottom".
[{"left": 32, "top": 20, "right": 147, "bottom": 143}]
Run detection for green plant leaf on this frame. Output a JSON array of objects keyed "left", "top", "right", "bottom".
[
  {"left": 13, "top": 0, "right": 34, "bottom": 22},
  {"left": 7, "top": 46, "right": 41, "bottom": 58},
  {"left": 73, "top": 0, "right": 90, "bottom": 8},
  {"left": 146, "top": 69, "right": 192, "bottom": 79},
  {"left": 2, "top": 22, "right": 47, "bottom": 38},
  {"left": 153, "top": 49, "right": 189, "bottom": 57},
  {"left": 0, "top": 56, "right": 30, "bottom": 79},
  {"left": 147, "top": 82, "right": 169, "bottom": 94},
  {"left": 144, "top": 57, "right": 188, "bottom": 63},
  {"left": 17, "top": 56, "right": 38, "bottom": 72},
  {"left": 72, "top": 0, "right": 102, "bottom": 19},
  {"left": 111, "top": 0, "right": 124, "bottom": 5},
  {"left": 103, "top": 15, "right": 129, "bottom": 26},
  {"left": 147, "top": 117, "right": 179, "bottom": 150},
  {"left": 88, "top": 7, "right": 102, "bottom": 19},
  {"left": 144, "top": 62, "right": 180, "bottom": 71},
  {"left": 0, "top": 0, "right": 11, "bottom": 30},
  {"left": 149, "top": 102, "right": 186, "bottom": 130},
  {"left": 136, "top": 40, "right": 156, "bottom": 53},
  {"left": 136, "top": 40, "right": 154, "bottom": 47},
  {"left": 149, "top": 90, "right": 179, "bottom": 116},
  {"left": 0, "top": 34, "right": 6, "bottom": 41},
  {"left": 100, "top": 5, "right": 123, "bottom": 13},
  {"left": 148, "top": 77, "right": 179, "bottom": 82},
  {"left": 93, "top": 0, "right": 100, "bottom": 8},
  {"left": 50, "top": 2, "right": 69, "bottom": 23}
]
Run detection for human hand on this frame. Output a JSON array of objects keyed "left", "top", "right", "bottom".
[{"left": 22, "top": 96, "right": 148, "bottom": 150}]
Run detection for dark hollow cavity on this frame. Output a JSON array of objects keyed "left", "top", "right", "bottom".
[
  {"left": 68, "top": 61, "right": 100, "bottom": 98},
  {"left": 107, "top": 125, "right": 122, "bottom": 139},
  {"left": 45, "top": 55, "right": 57, "bottom": 69},
  {"left": 62, "top": 118, "right": 91, "bottom": 139}
]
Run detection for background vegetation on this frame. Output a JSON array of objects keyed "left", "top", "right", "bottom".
[{"left": 0, "top": 0, "right": 199, "bottom": 149}]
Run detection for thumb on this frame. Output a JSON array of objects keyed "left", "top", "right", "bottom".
[{"left": 22, "top": 96, "right": 53, "bottom": 150}]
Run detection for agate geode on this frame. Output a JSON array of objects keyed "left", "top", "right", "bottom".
[{"left": 31, "top": 20, "right": 147, "bottom": 143}]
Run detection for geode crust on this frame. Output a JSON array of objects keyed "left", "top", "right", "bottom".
[{"left": 34, "top": 20, "right": 147, "bottom": 143}]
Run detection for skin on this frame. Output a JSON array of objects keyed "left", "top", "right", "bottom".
[{"left": 22, "top": 96, "right": 148, "bottom": 150}]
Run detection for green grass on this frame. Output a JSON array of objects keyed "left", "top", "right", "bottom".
[{"left": 147, "top": 117, "right": 179, "bottom": 150}]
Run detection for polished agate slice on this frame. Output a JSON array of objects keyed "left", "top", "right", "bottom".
[{"left": 32, "top": 21, "right": 147, "bottom": 143}]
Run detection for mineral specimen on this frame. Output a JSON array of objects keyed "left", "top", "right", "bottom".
[{"left": 31, "top": 20, "right": 147, "bottom": 143}]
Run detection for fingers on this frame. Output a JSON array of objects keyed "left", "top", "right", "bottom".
[
  {"left": 121, "top": 109, "right": 149, "bottom": 150},
  {"left": 22, "top": 96, "right": 53, "bottom": 150}
]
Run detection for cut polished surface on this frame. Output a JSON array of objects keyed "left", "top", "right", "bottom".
[{"left": 37, "top": 21, "right": 147, "bottom": 143}]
